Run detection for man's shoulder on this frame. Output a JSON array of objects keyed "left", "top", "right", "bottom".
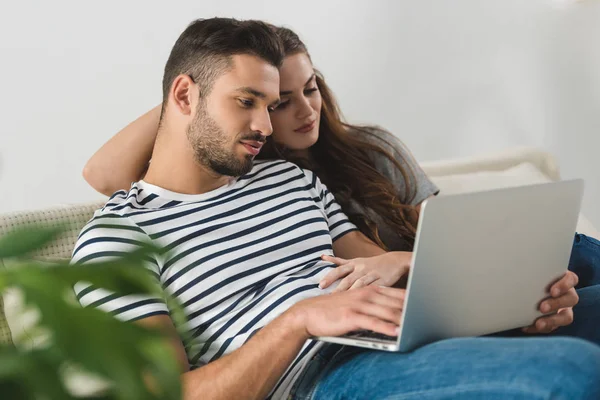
[
  {"left": 248, "top": 159, "right": 307, "bottom": 178},
  {"left": 252, "top": 159, "right": 302, "bottom": 172},
  {"left": 73, "top": 185, "right": 153, "bottom": 261},
  {"left": 246, "top": 159, "right": 317, "bottom": 190},
  {"left": 84, "top": 183, "right": 152, "bottom": 230}
]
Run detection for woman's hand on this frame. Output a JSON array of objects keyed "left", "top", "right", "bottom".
[{"left": 319, "top": 252, "right": 412, "bottom": 292}]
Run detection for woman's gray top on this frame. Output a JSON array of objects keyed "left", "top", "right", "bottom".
[{"left": 346, "top": 127, "right": 439, "bottom": 251}]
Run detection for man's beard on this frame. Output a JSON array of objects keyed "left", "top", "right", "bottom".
[{"left": 186, "top": 103, "right": 259, "bottom": 177}]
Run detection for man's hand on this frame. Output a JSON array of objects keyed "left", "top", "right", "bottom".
[
  {"left": 319, "top": 252, "right": 412, "bottom": 292},
  {"left": 523, "top": 271, "right": 579, "bottom": 334},
  {"left": 287, "top": 285, "right": 405, "bottom": 339}
]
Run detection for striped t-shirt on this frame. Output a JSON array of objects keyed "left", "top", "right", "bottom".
[{"left": 72, "top": 159, "right": 358, "bottom": 399}]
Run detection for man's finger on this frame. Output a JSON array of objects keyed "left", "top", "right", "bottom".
[
  {"left": 536, "top": 308, "right": 574, "bottom": 333},
  {"left": 321, "top": 255, "right": 349, "bottom": 266},
  {"left": 549, "top": 271, "right": 579, "bottom": 297},
  {"left": 374, "top": 285, "right": 407, "bottom": 300},
  {"left": 366, "top": 289, "right": 405, "bottom": 310},
  {"left": 320, "top": 264, "right": 354, "bottom": 289},
  {"left": 351, "top": 313, "right": 399, "bottom": 337},
  {"left": 540, "top": 289, "right": 579, "bottom": 313},
  {"left": 522, "top": 325, "right": 537, "bottom": 334},
  {"left": 356, "top": 302, "right": 403, "bottom": 325}
]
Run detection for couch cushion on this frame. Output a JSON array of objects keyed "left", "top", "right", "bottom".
[
  {"left": 0, "top": 201, "right": 104, "bottom": 346},
  {"left": 429, "top": 162, "right": 599, "bottom": 237}
]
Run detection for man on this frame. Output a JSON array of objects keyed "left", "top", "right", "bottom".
[{"left": 73, "top": 18, "right": 600, "bottom": 399}]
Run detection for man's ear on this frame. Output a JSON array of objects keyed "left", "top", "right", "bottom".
[{"left": 169, "top": 75, "right": 198, "bottom": 116}]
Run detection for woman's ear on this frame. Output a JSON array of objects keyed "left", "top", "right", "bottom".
[{"left": 169, "top": 74, "right": 198, "bottom": 116}]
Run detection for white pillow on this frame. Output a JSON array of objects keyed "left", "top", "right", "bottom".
[{"left": 430, "top": 162, "right": 599, "bottom": 237}]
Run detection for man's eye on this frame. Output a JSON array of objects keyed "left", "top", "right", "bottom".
[
  {"left": 238, "top": 99, "right": 254, "bottom": 108},
  {"left": 275, "top": 101, "right": 290, "bottom": 110}
]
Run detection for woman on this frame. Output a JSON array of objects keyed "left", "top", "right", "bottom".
[{"left": 84, "top": 26, "right": 599, "bottom": 293}]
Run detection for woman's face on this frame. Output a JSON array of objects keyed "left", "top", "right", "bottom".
[{"left": 270, "top": 53, "right": 322, "bottom": 151}]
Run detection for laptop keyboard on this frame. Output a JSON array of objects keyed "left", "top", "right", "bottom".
[{"left": 342, "top": 330, "right": 398, "bottom": 342}]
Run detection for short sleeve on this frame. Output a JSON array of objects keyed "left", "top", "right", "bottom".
[
  {"left": 71, "top": 212, "right": 169, "bottom": 322},
  {"left": 359, "top": 127, "right": 439, "bottom": 206},
  {"left": 303, "top": 169, "right": 358, "bottom": 242}
]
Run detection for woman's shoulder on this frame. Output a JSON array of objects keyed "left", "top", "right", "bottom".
[{"left": 348, "top": 125, "right": 415, "bottom": 164}]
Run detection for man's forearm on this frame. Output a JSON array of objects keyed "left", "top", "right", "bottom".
[{"left": 182, "top": 309, "right": 308, "bottom": 400}]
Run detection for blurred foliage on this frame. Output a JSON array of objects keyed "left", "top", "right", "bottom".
[{"left": 0, "top": 225, "right": 183, "bottom": 400}]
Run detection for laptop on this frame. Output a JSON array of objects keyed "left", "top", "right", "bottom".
[{"left": 317, "top": 179, "right": 584, "bottom": 352}]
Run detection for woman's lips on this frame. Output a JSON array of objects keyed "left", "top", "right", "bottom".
[{"left": 294, "top": 120, "right": 316, "bottom": 134}]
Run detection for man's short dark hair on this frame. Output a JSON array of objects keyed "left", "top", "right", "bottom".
[{"left": 161, "top": 18, "right": 284, "bottom": 105}]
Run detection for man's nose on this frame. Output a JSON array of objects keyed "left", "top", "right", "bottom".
[{"left": 250, "top": 109, "right": 273, "bottom": 137}]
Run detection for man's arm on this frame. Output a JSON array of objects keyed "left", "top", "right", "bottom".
[
  {"left": 139, "top": 286, "right": 404, "bottom": 400},
  {"left": 140, "top": 313, "right": 306, "bottom": 400}
]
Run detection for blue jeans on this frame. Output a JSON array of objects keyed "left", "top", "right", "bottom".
[
  {"left": 290, "top": 234, "right": 600, "bottom": 399},
  {"left": 569, "top": 233, "right": 600, "bottom": 288}
]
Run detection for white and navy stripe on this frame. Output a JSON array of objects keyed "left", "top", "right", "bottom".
[{"left": 72, "top": 160, "right": 357, "bottom": 399}]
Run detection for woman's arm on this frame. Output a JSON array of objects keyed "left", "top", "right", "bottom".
[{"left": 83, "top": 105, "right": 162, "bottom": 196}]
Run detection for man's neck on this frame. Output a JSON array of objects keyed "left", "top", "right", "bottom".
[{"left": 143, "top": 128, "right": 232, "bottom": 195}]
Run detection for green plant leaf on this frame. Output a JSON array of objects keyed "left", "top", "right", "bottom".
[
  {"left": 0, "top": 346, "right": 78, "bottom": 400},
  {"left": 0, "top": 226, "right": 183, "bottom": 400},
  {"left": 10, "top": 285, "right": 181, "bottom": 400},
  {"left": 1, "top": 256, "right": 163, "bottom": 298},
  {"left": 0, "top": 225, "right": 64, "bottom": 258}
]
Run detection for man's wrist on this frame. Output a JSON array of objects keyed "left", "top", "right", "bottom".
[{"left": 279, "top": 304, "right": 311, "bottom": 341}]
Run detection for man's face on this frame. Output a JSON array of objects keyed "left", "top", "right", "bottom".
[{"left": 187, "top": 54, "right": 280, "bottom": 177}]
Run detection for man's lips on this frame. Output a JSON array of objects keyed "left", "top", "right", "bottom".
[
  {"left": 240, "top": 140, "right": 264, "bottom": 156},
  {"left": 294, "top": 120, "right": 316, "bottom": 133}
]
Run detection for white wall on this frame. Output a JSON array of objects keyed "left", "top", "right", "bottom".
[{"left": 0, "top": 0, "right": 598, "bottom": 226}]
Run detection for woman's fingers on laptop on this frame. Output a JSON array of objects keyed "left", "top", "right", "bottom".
[
  {"left": 322, "top": 253, "right": 412, "bottom": 292},
  {"left": 549, "top": 271, "right": 579, "bottom": 297}
]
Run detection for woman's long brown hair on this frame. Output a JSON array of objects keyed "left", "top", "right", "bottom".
[{"left": 259, "top": 26, "right": 419, "bottom": 249}]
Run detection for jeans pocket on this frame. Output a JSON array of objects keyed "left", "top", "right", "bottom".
[{"left": 290, "top": 345, "right": 342, "bottom": 400}]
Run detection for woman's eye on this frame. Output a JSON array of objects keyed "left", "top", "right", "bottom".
[
  {"left": 304, "top": 87, "right": 319, "bottom": 96},
  {"left": 238, "top": 98, "right": 254, "bottom": 108}
]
